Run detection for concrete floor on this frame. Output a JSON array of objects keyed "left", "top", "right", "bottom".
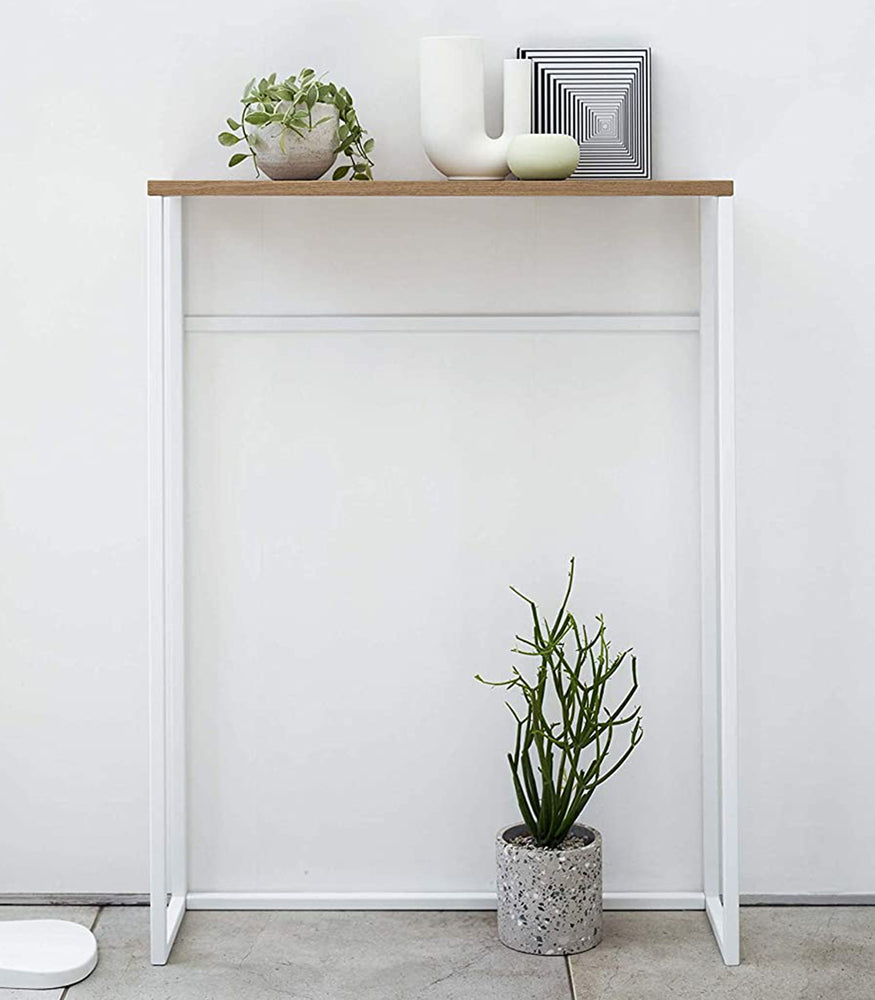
[{"left": 1, "top": 905, "right": 873, "bottom": 998}]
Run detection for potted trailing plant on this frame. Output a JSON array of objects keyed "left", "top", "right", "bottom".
[
  {"left": 476, "top": 559, "right": 643, "bottom": 955},
  {"left": 218, "top": 70, "right": 374, "bottom": 180}
]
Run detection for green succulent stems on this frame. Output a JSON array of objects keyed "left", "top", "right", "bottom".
[
  {"left": 477, "top": 559, "right": 643, "bottom": 848},
  {"left": 218, "top": 70, "right": 374, "bottom": 179}
]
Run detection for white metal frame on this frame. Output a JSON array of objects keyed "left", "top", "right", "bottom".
[
  {"left": 698, "top": 196, "right": 739, "bottom": 964},
  {"left": 147, "top": 193, "right": 738, "bottom": 966},
  {"left": 147, "top": 196, "right": 187, "bottom": 964}
]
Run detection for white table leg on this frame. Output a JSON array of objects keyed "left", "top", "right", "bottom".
[
  {"left": 699, "top": 195, "right": 739, "bottom": 966},
  {"left": 148, "top": 195, "right": 187, "bottom": 965}
]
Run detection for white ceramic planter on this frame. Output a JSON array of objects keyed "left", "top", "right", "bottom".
[
  {"left": 420, "top": 36, "right": 531, "bottom": 179},
  {"left": 251, "top": 102, "right": 339, "bottom": 180},
  {"left": 495, "top": 823, "right": 603, "bottom": 956}
]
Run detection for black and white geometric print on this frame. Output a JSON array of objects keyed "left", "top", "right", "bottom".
[{"left": 516, "top": 48, "right": 651, "bottom": 179}]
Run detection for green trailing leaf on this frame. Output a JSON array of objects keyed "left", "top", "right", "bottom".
[
  {"left": 228, "top": 152, "right": 249, "bottom": 167},
  {"left": 476, "top": 559, "right": 643, "bottom": 848},
  {"left": 219, "top": 67, "right": 374, "bottom": 180}
]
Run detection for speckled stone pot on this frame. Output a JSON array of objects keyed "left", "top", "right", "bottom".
[
  {"left": 496, "top": 823, "right": 602, "bottom": 956},
  {"left": 251, "top": 102, "right": 339, "bottom": 180}
]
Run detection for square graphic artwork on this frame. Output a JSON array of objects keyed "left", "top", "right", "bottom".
[{"left": 516, "top": 48, "right": 651, "bottom": 179}]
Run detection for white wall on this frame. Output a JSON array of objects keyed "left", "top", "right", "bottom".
[
  {"left": 185, "top": 317, "right": 702, "bottom": 895},
  {"left": 1, "top": 0, "right": 874, "bottom": 896}
]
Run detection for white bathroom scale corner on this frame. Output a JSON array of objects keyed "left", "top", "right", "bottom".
[{"left": 0, "top": 919, "right": 98, "bottom": 989}]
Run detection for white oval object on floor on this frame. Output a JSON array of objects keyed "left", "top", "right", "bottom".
[
  {"left": 507, "top": 133, "right": 580, "bottom": 180},
  {"left": 0, "top": 920, "right": 98, "bottom": 989}
]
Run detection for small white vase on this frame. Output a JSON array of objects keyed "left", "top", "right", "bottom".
[
  {"left": 420, "top": 36, "right": 531, "bottom": 179},
  {"left": 507, "top": 134, "right": 580, "bottom": 180},
  {"left": 250, "top": 102, "right": 339, "bottom": 180}
]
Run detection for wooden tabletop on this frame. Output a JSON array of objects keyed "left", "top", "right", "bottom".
[{"left": 147, "top": 179, "right": 733, "bottom": 198}]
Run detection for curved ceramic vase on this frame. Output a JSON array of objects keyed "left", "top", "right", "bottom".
[
  {"left": 251, "top": 102, "right": 339, "bottom": 180},
  {"left": 420, "top": 36, "right": 531, "bottom": 179},
  {"left": 495, "top": 823, "right": 603, "bottom": 956}
]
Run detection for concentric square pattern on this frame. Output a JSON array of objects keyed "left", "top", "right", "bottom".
[{"left": 517, "top": 48, "right": 651, "bottom": 179}]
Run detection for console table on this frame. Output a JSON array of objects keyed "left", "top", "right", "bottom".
[{"left": 146, "top": 178, "right": 737, "bottom": 965}]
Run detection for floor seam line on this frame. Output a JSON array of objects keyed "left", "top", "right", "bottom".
[{"left": 564, "top": 955, "right": 578, "bottom": 1000}]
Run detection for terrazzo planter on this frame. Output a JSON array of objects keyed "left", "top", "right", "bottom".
[{"left": 495, "top": 823, "right": 602, "bottom": 956}]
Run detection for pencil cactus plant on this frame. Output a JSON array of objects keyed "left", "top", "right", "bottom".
[{"left": 477, "top": 558, "right": 643, "bottom": 849}]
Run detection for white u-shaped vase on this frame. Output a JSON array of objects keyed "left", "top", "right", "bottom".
[{"left": 420, "top": 36, "right": 531, "bottom": 179}]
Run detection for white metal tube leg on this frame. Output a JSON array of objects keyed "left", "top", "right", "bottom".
[
  {"left": 148, "top": 195, "right": 187, "bottom": 965},
  {"left": 699, "top": 195, "right": 739, "bottom": 966}
]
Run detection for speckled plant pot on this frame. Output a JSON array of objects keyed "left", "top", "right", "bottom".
[
  {"left": 251, "top": 102, "right": 339, "bottom": 180},
  {"left": 496, "top": 823, "right": 602, "bottom": 956}
]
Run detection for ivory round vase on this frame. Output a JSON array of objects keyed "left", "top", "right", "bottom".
[
  {"left": 507, "top": 134, "right": 580, "bottom": 180},
  {"left": 495, "top": 824, "right": 603, "bottom": 956},
  {"left": 250, "top": 103, "right": 340, "bottom": 180},
  {"left": 420, "top": 36, "right": 531, "bottom": 179}
]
